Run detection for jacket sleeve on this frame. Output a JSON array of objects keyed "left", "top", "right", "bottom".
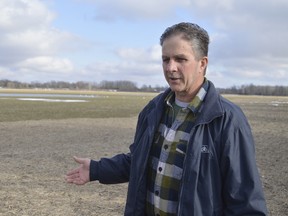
[
  {"left": 221, "top": 110, "right": 268, "bottom": 215},
  {"left": 89, "top": 98, "right": 156, "bottom": 184},
  {"left": 90, "top": 153, "right": 131, "bottom": 184}
]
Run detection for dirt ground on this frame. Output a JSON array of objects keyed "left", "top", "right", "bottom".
[{"left": 0, "top": 100, "right": 287, "bottom": 215}]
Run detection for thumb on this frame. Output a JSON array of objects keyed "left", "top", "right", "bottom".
[{"left": 73, "top": 156, "right": 86, "bottom": 164}]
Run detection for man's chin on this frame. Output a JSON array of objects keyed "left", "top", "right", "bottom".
[{"left": 169, "top": 85, "right": 183, "bottom": 93}]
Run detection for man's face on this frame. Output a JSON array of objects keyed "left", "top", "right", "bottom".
[{"left": 162, "top": 34, "right": 207, "bottom": 102}]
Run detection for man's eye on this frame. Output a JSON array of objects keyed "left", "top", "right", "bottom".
[
  {"left": 162, "top": 58, "right": 169, "bottom": 63},
  {"left": 176, "top": 58, "right": 186, "bottom": 62}
]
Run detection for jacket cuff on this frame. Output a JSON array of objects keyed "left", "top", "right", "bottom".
[{"left": 89, "top": 160, "right": 100, "bottom": 181}]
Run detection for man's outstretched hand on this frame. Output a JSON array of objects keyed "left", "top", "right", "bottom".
[{"left": 65, "top": 156, "right": 91, "bottom": 185}]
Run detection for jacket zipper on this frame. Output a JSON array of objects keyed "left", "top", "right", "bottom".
[
  {"left": 177, "top": 125, "right": 196, "bottom": 216},
  {"left": 176, "top": 112, "right": 223, "bottom": 215}
]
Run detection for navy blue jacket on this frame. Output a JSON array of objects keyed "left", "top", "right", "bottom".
[{"left": 90, "top": 81, "right": 268, "bottom": 215}]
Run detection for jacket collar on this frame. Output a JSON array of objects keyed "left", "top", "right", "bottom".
[
  {"left": 196, "top": 80, "right": 224, "bottom": 124},
  {"left": 164, "top": 79, "right": 209, "bottom": 114},
  {"left": 152, "top": 80, "right": 224, "bottom": 125}
]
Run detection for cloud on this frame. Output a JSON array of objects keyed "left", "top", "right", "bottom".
[
  {"left": 16, "top": 56, "right": 74, "bottom": 74},
  {"left": 0, "top": 0, "right": 89, "bottom": 82},
  {"left": 190, "top": 0, "right": 288, "bottom": 87},
  {"left": 86, "top": 61, "right": 164, "bottom": 87},
  {"left": 84, "top": 46, "right": 164, "bottom": 87},
  {"left": 77, "top": 0, "right": 288, "bottom": 87},
  {"left": 0, "top": 28, "right": 81, "bottom": 65},
  {"left": 0, "top": 66, "right": 14, "bottom": 78},
  {"left": 81, "top": 0, "right": 190, "bottom": 21},
  {"left": 116, "top": 45, "right": 161, "bottom": 62},
  {"left": 1, "top": 56, "right": 75, "bottom": 82},
  {"left": 0, "top": 0, "right": 54, "bottom": 31}
]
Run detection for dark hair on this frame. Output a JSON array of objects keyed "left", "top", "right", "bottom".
[{"left": 160, "top": 22, "right": 210, "bottom": 60}]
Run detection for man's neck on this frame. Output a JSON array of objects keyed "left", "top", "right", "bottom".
[
  {"left": 175, "top": 86, "right": 201, "bottom": 102},
  {"left": 175, "top": 78, "right": 205, "bottom": 102}
]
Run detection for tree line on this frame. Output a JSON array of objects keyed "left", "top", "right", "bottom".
[
  {"left": 0, "top": 79, "right": 166, "bottom": 92},
  {"left": 0, "top": 79, "right": 287, "bottom": 96},
  {"left": 218, "top": 84, "right": 288, "bottom": 96}
]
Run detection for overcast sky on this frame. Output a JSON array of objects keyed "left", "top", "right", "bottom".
[{"left": 0, "top": 0, "right": 287, "bottom": 88}]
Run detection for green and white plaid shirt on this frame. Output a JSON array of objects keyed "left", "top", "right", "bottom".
[{"left": 146, "top": 79, "right": 209, "bottom": 216}]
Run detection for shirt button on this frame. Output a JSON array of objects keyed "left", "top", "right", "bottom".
[
  {"left": 158, "top": 167, "right": 162, "bottom": 172},
  {"left": 164, "top": 145, "right": 168, "bottom": 150},
  {"left": 155, "top": 190, "right": 159, "bottom": 196}
]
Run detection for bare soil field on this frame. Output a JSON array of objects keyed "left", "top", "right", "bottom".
[{"left": 0, "top": 96, "right": 287, "bottom": 215}]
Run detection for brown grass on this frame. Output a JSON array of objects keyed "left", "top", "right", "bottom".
[{"left": 0, "top": 94, "right": 287, "bottom": 215}]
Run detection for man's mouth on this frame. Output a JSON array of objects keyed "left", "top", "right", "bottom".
[{"left": 169, "top": 77, "right": 180, "bottom": 81}]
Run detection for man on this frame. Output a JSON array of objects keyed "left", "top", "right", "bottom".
[{"left": 65, "top": 22, "right": 268, "bottom": 215}]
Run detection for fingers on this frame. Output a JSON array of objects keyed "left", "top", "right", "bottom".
[
  {"left": 65, "top": 173, "right": 78, "bottom": 183},
  {"left": 65, "top": 171, "right": 85, "bottom": 185},
  {"left": 65, "top": 176, "right": 85, "bottom": 185},
  {"left": 64, "top": 156, "right": 89, "bottom": 185},
  {"left": 65, "top": 175, "right": 75, "bottom": 183},
  {"left": 66, "top": 156, "right": 85, "bottom": 175},
  {"left": 71, "top": 178, "right": 86, "bottom": 185},
  {"left": 65, "top": 171, "right": 79, "bottom": 179},
  {"left": 66, "top": 166, "right": 81, "bottom": 176}
]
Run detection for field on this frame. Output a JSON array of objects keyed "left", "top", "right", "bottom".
[{"left": 0, "top": 89, "right": 287, "bottom": 215}]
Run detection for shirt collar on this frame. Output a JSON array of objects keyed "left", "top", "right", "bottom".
[{"left": 165, "top": 78, "right": 209, "bottom": 114}]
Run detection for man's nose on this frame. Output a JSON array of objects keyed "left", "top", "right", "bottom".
[{"left": 165, "top": 60, "right": 177, "bottom": 72}]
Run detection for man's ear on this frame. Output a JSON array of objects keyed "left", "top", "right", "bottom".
[{"left": 200, "top": 57, "right": 208, "bottom": 74}]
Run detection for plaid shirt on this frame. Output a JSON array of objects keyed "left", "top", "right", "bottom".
[{"left": 146, "top": 80, "right": 209, "bottom": 216}]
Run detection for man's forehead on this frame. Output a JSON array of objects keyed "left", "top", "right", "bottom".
[{"left": 161, "top": 44, "right": 194, "bottom": 57}]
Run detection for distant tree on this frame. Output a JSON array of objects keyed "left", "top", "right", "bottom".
[
  {"left": 218, "top": 84, "right": 288, "bottom": 96},
  {"left": 99, "top": 80, "right": 138, "bottom": 91}
]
